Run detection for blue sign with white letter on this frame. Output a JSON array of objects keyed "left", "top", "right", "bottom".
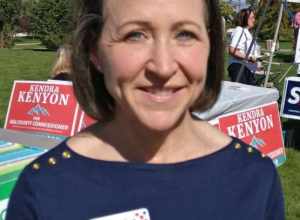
[{"left": 281, "top": 77, "right": 300, "bottom": 120}]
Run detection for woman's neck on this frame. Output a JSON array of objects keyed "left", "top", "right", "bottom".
[
  {"left": 69, "top": 112, "right": 231, "bottom": 163},
  {"left": 98, "top": 112, "right": 202, "bottom": 163}
]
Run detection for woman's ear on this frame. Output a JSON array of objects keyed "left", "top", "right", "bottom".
[{"left": 90, "top": 48, "right": 102, "bottom": 72}]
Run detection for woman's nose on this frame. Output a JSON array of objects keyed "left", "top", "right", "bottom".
[{"left": 146, "top": 41, "right": 178, "bottom": 79}]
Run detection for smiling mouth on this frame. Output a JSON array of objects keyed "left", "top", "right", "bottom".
[{"left": 138, "top": 86, "right": 184, "bottom": 102}]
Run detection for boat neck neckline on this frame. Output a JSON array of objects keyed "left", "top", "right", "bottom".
[{"left": 59, "top": 137, "right": 237, "bottom": 170}]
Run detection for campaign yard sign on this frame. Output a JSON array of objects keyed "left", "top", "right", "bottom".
[
  {"left": 75, "top": 109, "right": 97, "bottom": 133},
  {"left": 4, "top": 81, "right": 80, "bottom": 136},
  {"left": 219, "top": 102, "right": 286, "bottom": 167},
  {"left": 281, "top": 77, "right": 300, "bottom": 120},
  {"left": 0, "top": 199, "right": 8, "bottom": 220}
]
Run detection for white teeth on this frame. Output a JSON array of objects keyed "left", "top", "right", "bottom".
[{"left": 145, "top": 88, "right": 174, "bottom": 96}]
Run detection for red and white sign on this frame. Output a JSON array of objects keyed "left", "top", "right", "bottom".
[
  {"left": 75, "top": 109, "right": 97, "bottom": 133},
  {"left": 4, "top": 81, "right": 80, "bottom": 136},
  {"left": 218, "top": 102, "right": 285, "bottom": 165}
]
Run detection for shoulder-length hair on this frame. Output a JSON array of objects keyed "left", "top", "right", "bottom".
[
  {"left": 235, "top": 7, "right": 255, "bottom": 28},
  {"left": 71, "top": 0, "right": 224, "bottom": 121}
]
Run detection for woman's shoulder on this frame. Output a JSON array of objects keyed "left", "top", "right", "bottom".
[
  {"left": 17, "top": 135, "right": 107, "bottom": 192},
  {"left": 226, "top": 138, "right": 279, "bottom": 187},
  {"left": 232, "top": 26, "right": 244, "bottom": 33},
  {"left": 194, "top": 121, "right": 232, "bottom": 151},
  {"left": 195, "top": 121, "right": 276, "bottom": 174},
  {"left": 65, "top": 123, "right": 127, "bottom": 162},
  {"left": 235, "top": 26, "right": 243, "bottom": 30},
  {"left": 232, "top": 138, "right": 275, "bottom": 167},
  {"left": 20, "top": 140, "right": 72, "bottom": 177},
  {"left": 66, "top": 129, "right": 112, "bottom": 161}
]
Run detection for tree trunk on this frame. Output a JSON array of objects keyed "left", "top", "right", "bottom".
[{"left": 0, "top": 31, "right": 4, "bottom": 48}]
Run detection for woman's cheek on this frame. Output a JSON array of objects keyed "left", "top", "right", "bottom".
[
  {"left": 108, "top": 48, "right": 148, "bottom": 81},
  {"left": 178, "top": 49, "right": 209, "bottom": 80}
]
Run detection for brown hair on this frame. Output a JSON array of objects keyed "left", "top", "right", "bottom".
[
  {"left": 71, "top": 0, "right": 224, "bottom": 121},
  {"left": 235, "top": 7, "right": 255, "bottom": 28}
]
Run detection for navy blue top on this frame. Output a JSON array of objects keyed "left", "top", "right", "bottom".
[{"left": 6, "top": 138, "right": 284, "bottom": 220}]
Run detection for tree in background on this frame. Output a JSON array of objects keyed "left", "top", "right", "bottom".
[
  {"left": 247, "top": 0, "right": 257, "bottom": 7},
  {"left": 0, "top": 0, "right": 22, "bottom": 48},
  {"left": 256, "top": 0, "right": 300, "bottom": 42},
  {"left": 29, "top": 0, "right": 73, "bottom": 49},
  {"left": 18, "top": 0, "right": 35, "bottom": 33},
  {"left": 220, "top": 1, "right": 236, "bottom": 28}
]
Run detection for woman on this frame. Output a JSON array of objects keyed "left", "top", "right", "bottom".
[
  {"left": 292, "top": 11, "right": 300, "bottom": 50},
  {"left": 6, "top": 0, "right": 284, "bottom": 219},
  {"left": 50, "top": 45, "right": 72, "bottom": 81},
  {"left": 228, "top": 7, "right": 259, "bottom": 85}
]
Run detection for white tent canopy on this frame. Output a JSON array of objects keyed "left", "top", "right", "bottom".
[{"left": 286, "top": 0, "right": 300, "bottom": 3}]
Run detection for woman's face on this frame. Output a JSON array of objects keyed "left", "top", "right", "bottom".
[
  {"left": 295, "top": 12, "right": 300, "bottom": 25},
  {"left": 95, "top": 0, "right": 210, "bottom": 131},
  {"left": 247, "top": 12, "right": 255, "bottom": 29}
]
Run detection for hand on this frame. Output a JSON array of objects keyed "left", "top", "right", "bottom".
[{"left": 248, "top": 56, "right": 256, "bottom": 63}]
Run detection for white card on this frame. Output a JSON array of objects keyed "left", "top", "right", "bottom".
[{"left": 91, "top": 208, "right": 150, "bottom": 220}]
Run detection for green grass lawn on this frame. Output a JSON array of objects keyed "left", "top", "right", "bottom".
[
  {"left": 0, "top": 43, "right": 55, "bottom": 126},
  {"left": 0, "top": 39, "right": 300, "bottom": 219},
  {"left": 279, "top": 149, "right": 300, "bottom": 220}
]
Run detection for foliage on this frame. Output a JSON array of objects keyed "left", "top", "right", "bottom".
[
  {"left": 0, "top": 0, "right": 22, "bottom": 48},
  {"left": 29, "top": 0, "right": 73, "bottom": 49},
  {"left": 257, "top": 1, "right": 293, "bottom": 41},
  {"left": 247, "top": 0, "right": 257, "bottom": 7},
  {"left": 220, "top": 1, "right": 236, "bottom": 28},
  {"left": 18, "top": 0, "right": 35, "bottom": 33},
  {"left": 0, "top": 23, "right": 15, "bottom": 48},
  {"left": 20, "top": 0, "right": 35, "bottom": 17},
  {"left": 0, "top": 40, "right": 300, "bottom": 220}
]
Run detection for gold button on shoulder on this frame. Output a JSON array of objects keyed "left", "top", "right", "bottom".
[
  {"left": 32, "top": 163, "right": 40, "bottom": 170},
  {"left": 48, "top": 157, "right": 57, "bottom": 166},
  {"left": 234, "top": 143, "right": 241, "bottom": 150},
  {"left": 62, "top": 151, "right": 71, "bottom": 159},
  {"left": 247, "top": 147, "right": 254, "bottom": 153}
]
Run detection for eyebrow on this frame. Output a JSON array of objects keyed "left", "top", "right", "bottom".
[
  {"left": 171, "top": 20, "right": 205, "bottom": 31},
  {"left": 117, "top": 20, "right": 153, "bottom": 31},
  {"left": 117, "top": 20, "right": 205, "bottom": 32}
]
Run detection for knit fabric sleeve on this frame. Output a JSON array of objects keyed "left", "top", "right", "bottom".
[
  {"left": 265, "top": 165, "right": 285, "bottom": 220},
  {"left": 5, "top": 167, "right": 41, "bottom": 220}
]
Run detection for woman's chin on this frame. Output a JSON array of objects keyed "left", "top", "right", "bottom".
[{"left": 134, "top": 110, "right": 186, "bottom": 133}]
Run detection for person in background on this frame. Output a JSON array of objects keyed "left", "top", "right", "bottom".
[
  {"left": 50, "top": 44, "right": 72, "bottom": 81},
  {"left": 292, "top": 12, "right": 300, "bottom": 76},
  {"left": 228, "top": 7, "right": 259, "bottom": 85},
  {"left": 6, "top": 0, "right": 284, "bottom": 219},
  {"left": 292, "top": 11, "right": 300, "bottom": 50}
]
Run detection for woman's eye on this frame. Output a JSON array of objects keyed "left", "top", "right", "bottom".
[
  {"left": 124, "top": 31, "right": 146, "bottom": 41},
  {"left": 176, "top": 31, "right": 197, "bottom": 41}
]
